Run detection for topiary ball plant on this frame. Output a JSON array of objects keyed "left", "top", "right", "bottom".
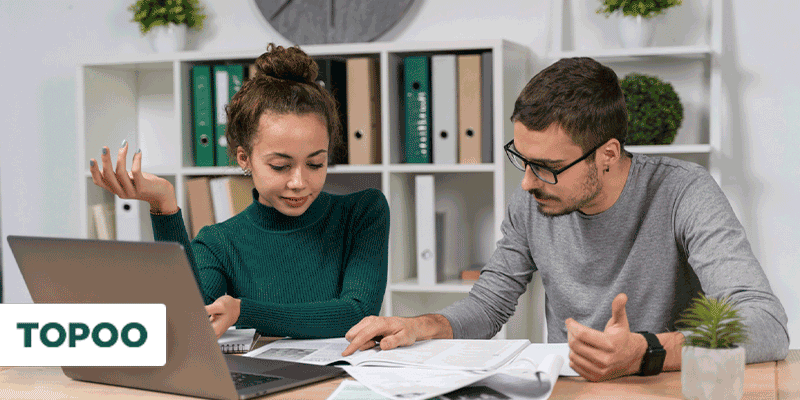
[
  {"left": 620, "top": 73, "right": 683, "bottom": 146},
  {"left": 676, "top": 293, "right": 748, "bottom": 349},
  {"left": 597, "top": 0, "right": 683, "bottom": 19},
  {"left": 129, "top": 0, "right": 207, "bottom": 35}
]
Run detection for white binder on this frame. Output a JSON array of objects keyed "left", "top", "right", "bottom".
[
  {"left": 432, "top": 54, "right": 458, "bottom": 164},
  {"left": 415, "top": 175, "right": 437, "bottom": 286},
  {"left": 115, "top": 197, "right": 141, "bottom": 241}
]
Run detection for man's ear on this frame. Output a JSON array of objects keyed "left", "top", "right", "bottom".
[{"left": 598, "top": 139, "right": 622, "bottom": 170}]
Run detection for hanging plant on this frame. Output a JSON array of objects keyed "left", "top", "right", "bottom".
[{"left": 620, "top": 73, "right": 683, "bottom": 145}]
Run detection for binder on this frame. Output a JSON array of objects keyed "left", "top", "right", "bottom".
[
  {"left": 481, "top": 52, "right": 494, "bottom": 163},
  {"left": 214, "top": 64, "right": 244, "bottom": 167},
  {"left": 315, "top": 58, "right": 348, "bottom": 165},
  {"left": 431, "top": 54, "right": 458, "bottom": 164},
  {"left": 186, "top": 177, "right": 215, "bottom": 238},
  {"left": 457, "top": 54, "right": 483, "bottom": 164},
  {"left": 346, "top": 57, "right": 381, "bottom": 165},
  {"left": 404, "top": 56, "right": 431, "bottom": 163},
  {"left": 209, "top": 176, "right": 255, "bottom": 223},
  {"left": 115, "top": 198, "right": 141, "bottom": 241},
  {"left": 218, "top": 328, "right": 259, "bottom": 354},
  {"left": 91, "top": 203, "right": 115, "bottom": 240},
  {"left": 191, "top": 65, "right": 214, "bottom": 167},
  {"left": 415, "top": 175, "right": 436, "bottom": 286}
]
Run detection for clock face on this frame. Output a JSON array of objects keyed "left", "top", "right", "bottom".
[{"left": 254, "top": 0, "right": 416, "bottom": 44}]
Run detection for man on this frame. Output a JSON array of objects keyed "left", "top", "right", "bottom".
[{"left": 342, "top": 57, "right": 789, "bottom": 382}]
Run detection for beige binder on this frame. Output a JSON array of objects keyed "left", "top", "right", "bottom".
[
  {"left": 346, "top": 57, "right": 381, "bottom": 165},
  {"left": 186, "top": 177, "right": 215, "bottom": 238},
  {"left": 458, "top": 54, "right": 482, "bottom": 164}
]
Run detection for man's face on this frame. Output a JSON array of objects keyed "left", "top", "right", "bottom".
[{"left": 513, "top": 122, "right": 603, "bottom": 217}]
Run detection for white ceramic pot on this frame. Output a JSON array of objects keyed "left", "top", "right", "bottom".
[
  {"left": 149, "top": 23, "right": 187, "bottom": 53},
  {"left": 681, "top": 345, "right": 745, "bottom": 400},
  {"left": 617, "top": 15, "right": 656, "bottom": 48}
]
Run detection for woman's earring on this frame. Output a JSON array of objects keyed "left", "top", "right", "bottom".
[{"left": 242, "top": 168, "right": 252, "bottom": 176}]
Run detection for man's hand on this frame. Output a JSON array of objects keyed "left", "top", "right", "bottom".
[
  {"left": 205, "top": 295, "right": 241, "bottom": 338},
  {"left": 342, "top": 314, "right": 453, "bottom": 357},
  {"left": 565, "top": 293, "right": 647, "bottom": 382}
]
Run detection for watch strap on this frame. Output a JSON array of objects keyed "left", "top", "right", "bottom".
[{"left": 637, "top": 331, "right": 665, "bottom": 376}]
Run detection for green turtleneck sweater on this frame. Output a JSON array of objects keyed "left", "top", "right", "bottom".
[{"left": 150, "top": 188, "right": 389, "bottom": 338}]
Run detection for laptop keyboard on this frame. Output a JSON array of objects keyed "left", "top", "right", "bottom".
[{"left": 230, "top": 371, "right": 280, "bottom": 389}]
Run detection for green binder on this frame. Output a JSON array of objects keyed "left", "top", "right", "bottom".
[
  {"left": 191, "top": 65, "right": 214, "bottom": 167},
  {"left": 213, "top": 64, "right": 245, "bottom": 167},
  {"left": 404, "top": 56, "right": 431, "bottom": 163}
]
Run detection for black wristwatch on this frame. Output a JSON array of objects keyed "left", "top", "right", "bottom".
[{"left": 637, "top": 331, "right": 666, "bottom": 376}]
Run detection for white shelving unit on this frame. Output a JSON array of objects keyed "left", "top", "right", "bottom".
[
  {"left": 549, "top": 0, "right": 723, "bottom": 183},
  {"left": 76, "top": 39, "right": 537, "bottom": 341}
]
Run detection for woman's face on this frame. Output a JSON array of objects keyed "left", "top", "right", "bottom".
[{"left": 237, "top": 112, "right": 329, "bottom": 217}]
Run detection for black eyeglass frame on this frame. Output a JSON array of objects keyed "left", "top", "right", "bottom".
[{"left": 503, "top": 139, "right": 604, "bottom": 184}]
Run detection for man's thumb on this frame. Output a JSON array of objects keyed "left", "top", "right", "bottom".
[{"left": 607, "top": 293, "right": 629, "bottom": 329}]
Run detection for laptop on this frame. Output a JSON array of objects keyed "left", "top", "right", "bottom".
[{"left": 7, "top": 235, "right": 345, "bottom": 400}]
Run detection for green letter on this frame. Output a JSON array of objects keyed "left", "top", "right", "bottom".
[
  {"left": 17, "top": 323, "right": 39, "bottom": 347},
  {"left": 121, "top": 322, "right": 147, "bottom": 347},
  {"left": 41, "top": 322, "right": 66, "bottom": 347},
  {"left": 92, "top": 322, "right": 118, "bottom": 347},
  {"left": 69, "top": 323, "right": 90, "bottom": 347}
]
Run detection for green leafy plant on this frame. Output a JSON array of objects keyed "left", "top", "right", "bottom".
[
  {"left": 676, "top": 293, "right": 748, "bottom": 349},
  {"left": 597, "top": 0, "right": 683, "bottom": 18},
  {"left": 129, "top": 0, "right": 207, "bottom": 35},
  {"left": 620, "top": 73, "right": 683, "bottom": 145}
]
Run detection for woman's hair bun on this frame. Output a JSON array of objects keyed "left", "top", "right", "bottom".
[{"left": 253, "top": 43, "right": 318, "bottom": 84}]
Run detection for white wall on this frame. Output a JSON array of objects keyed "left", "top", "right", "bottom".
[{"left": 1, "top": 1, "right": 797, "bottom": 346}]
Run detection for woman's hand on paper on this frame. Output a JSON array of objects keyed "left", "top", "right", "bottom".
[
  {"left": 89, "top": 141, "right": 178, "bottom": 214},
  {"left": 206, "top": 295, "right": 242, "bottom": 338}
]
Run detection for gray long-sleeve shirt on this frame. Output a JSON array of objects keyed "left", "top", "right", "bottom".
[{"left": 440, "top": 153, "right": 789, "bottom": 363}]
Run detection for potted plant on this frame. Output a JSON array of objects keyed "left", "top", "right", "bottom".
[
  {"left": 619, "top": 73, "right": 683, "bottom": 146},
  {"left": 677, "top": 293, "right": 748, "bottom": 400},
  {"left": 596, "top": 0, "right": 683, "bottom": 48},
  {"left": 129, "top": 0, "right": 207, "bottom": 53}
]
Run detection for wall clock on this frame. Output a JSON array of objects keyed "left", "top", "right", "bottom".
[{"left": 253, "top": 0, "right": 416, "bottom": 44}]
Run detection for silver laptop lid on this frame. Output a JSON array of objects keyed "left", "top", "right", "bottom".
[{"left": 8, "top": 235, "right": 239, "bottom": 400}]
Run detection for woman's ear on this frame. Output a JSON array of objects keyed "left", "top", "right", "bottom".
[{"left": 236, "top": 146, "right": 249, "bottom": 170}]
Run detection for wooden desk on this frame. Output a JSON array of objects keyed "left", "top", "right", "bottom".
[{"left": 2, "top": 350, "right": 798, "bottom": 399}]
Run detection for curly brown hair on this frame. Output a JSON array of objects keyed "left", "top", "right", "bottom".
[{"left": 225, "top": 43, "right": 342, "bottom": 164}]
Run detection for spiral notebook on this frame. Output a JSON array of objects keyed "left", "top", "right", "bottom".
[{"left": 218, "top": 328, "right": 259, "bottom": 354}]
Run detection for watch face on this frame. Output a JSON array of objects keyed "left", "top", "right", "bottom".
[{"left": 254, "top": 0, "right": 417, "bottom": 44}]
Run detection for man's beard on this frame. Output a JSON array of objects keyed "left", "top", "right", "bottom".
[{"left": 531, "top": 164, "right": 602, "bottom": 217}]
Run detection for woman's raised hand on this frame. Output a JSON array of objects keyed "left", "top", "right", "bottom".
[{"left": 89, "top": 141, "right": 178, "bottom": 214}]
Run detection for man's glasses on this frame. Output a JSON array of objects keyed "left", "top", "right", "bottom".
[{"left": 503, "top": 139, "right": 603, "bottom": 184}]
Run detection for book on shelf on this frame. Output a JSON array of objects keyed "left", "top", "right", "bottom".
[
  {"left": 457, "top": 54, "right": 483, "bottom": 164},
  {"left": 315, "top": 58, "right": 349, "bottom": 165},
  {"left": 346, "top": 57, "right": 381, "bottom": 165},
  {"left": 404, "top": 55, "right": 432, "bottom": 163},
  {"left": 191, "top": 65, "right": 215, "bottom": 167},
  {"left": 186, "top": 176, "right": 216, "bottom": 238},
  {"left": 431, "top": 54, "right": 458, "bottom": 165},
  {"left": 90, "top": 203, "right": 115, "bottom": 240},
  {"left": 246, "top": 338, "right": 573, "bottom": 400},
  {"left": 209, "top": 176, "right": 255, "bottom": 223}
]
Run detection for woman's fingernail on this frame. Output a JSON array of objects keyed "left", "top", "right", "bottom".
[
  {"left": 102, "top": 147, "right": 108, "bottom": 155},
  {"left": 135, "top": 148, "right": 142, "bottom": 154},
  {"left": 121, "top": 139, "right": 128, "bottom": 148},
  {"left": 89, "top": 160, "right": 95, "bottom": 167}
]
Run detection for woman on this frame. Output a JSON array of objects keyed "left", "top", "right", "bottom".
[{"left": 89, "top": 44, "right": 389, "bottom": 339}]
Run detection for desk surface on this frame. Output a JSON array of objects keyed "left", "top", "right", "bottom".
[{"left": 1, "top": 350, "right": 797, "bottom": 399}]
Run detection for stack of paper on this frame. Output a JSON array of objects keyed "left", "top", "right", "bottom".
[{"left": 246, "top": 338, "right": 575, "bottom": 400}]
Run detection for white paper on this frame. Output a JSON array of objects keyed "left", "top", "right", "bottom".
[{"left": 325, "top": 380, "right": 392, "bottom": 400}]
